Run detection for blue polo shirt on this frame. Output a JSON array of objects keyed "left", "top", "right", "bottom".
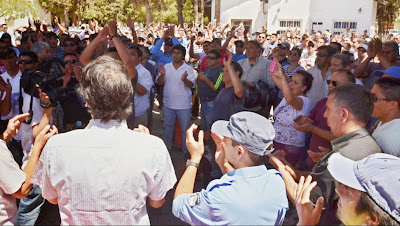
[
  {"left": 152, "top": 37, "right": 181, "bottom": 66},
  {"left": 172, "top": 165, "right": 288, "bottom": 225}
]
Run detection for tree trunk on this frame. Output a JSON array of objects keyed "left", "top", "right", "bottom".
[
  {"left": 193, "top": 0, "right": 198, "bottom": 25},
  {"left": 63, "top": 3, "right": 70, "bottom": 27},
  {"left": 200, "top": 0, "right": 204, "bottom": 27},
  {"left": 215, "top": 0, "right": 220, "bottom": 26},
  {"left": 176, "top": 0, "right": 184, "bottom": 26},
  {"left": 145, "top": 0, "right": 153, "bottom": 25}
]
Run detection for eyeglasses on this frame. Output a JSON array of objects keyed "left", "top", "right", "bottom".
[
  {"left": 17, "top": 59, "right": 33, "bottom": 65},
  {"left": 326, "top": 80, "right": 338, "bottom": 87},
  {"left": 372, "top": 93, "right": 391, "bottom": 102},
  {"left": 289, "top": 52, "right": 298, "bottom": 56},
  {"left": 317, "top": 53, "right": 328, "bottom": 57},
  {"left": 295, "top": 37, "right": 301, "bottom": 39},
  {"left": 64, "top": 43, "right": 75, "bottom": 47},
  {"left": 207, "top": 56, "right": 219, "bottom": 60},
  {"left": 64, "top": 59, "right": 77, "bottom": 64}
]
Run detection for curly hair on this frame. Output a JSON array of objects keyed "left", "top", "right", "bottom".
[{"left": 78, "top": 55, "right": 133, "bottom": 122}]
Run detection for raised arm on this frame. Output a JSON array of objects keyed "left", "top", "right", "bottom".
[
  {"left": 272, "top": 64, "right": 304, "bottom": 111},
  {"left": 221, "top": 26, "right": 235, "bottom": 53},
  {"left": 224, "top": 53, "right": 244, "bottom": 98},
  {"left": 79, "top": 27, "right": 109, "bottom": 67},
  {"left": 189, "top": 36, "right": 200, "bottom": 60},
  {"left": 127, "top": 18, "right": 139, "bottom": 45}
]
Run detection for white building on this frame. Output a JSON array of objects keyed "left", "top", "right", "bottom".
[{"left": 211, "top": 0, "right": 378, "bottom": 36}]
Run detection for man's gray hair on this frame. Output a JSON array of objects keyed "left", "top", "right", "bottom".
[
  {"left": 332, "top": 53, "right": 351, "bottom": 67},
  {"left": 78, "top": 55, "right": 134, "bottom": 122},
  {"left": 31, "top": 41, "right": 49, "bottom": 53}
]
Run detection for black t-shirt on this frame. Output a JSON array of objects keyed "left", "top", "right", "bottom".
[
  {"left": 198, "top": 66, "right": 223, "bottom": 101},
  {"left": 212, "top": 86, "right": 244, "bottom": 123}
]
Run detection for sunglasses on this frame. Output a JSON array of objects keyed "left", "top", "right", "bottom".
[
  {"left": 64, "top": 43, "right": 75, "bottom": 47},
  {"left": 372, "top": 93, "right": 390, "bottom": 102},
  {"left": 326, "top": 80, "right": 338, "bottom": 87},
  {"left": 317, "top": 53, "right": 327, "bottom": 57},
  {"left": 17, "top": 59, "right": 33, "bottom": 65},
  {"left": 208, "top": 56, "right": 219, "bottom": 60},
  {"left": 64, "top": 59, "right": 77, "bottom": 64}
]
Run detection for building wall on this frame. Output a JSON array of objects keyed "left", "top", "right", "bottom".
[
  {"left": 212, "top": 0, "right": 268, "bottom": 34},
  {"left": 267, "top": 0, "right": 376, "bottom": 36}
]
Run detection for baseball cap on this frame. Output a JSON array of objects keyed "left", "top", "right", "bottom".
[
  {"left": 358, "top": 44, "right": 368, "bottom": 51},
  {"left": 278, "top": 42, "right": 291, "bottom": 49},
  {"left": 164, "top": 37, "right": 173, "bottom": 46},
  {"left": 374, "top": 66, "right": 400, "bottom": 78},
  {"left": 211, "top": 111, "right": 275, "bottom": 156},
  {"left": 328, "top": 153, "right": 400, "bottom": 223}
]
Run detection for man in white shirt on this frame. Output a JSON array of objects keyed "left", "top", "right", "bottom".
[
  {"left": 371, "top": 77, "right": 400, "bottom": 157},
  {"left": 127, "top": 45, "right": 154, "bottom": 129},
  {"left": 157, "top": 44, "right": 195, "bottom": 155},
  {"left": 32, "top": 55, "right": 177, "bottom": 225},
  {"left": 0, "top": 48, "right": 24, "bottom": 167}
]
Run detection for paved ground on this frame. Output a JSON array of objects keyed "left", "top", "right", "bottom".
[{"left": 147, "top": 102, "right": 204, "bottom": 225}]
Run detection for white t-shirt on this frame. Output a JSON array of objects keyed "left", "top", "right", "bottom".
[
  {"left": 135, "top": 64, "right": 154, "bottom": 117},
  {"left": 20, "top": 94, "right": 48, "bottom": 169},
  {"left": 0, "top": 140, "right": 26, "bottom": 225},
  {"left": 32, "top": 119, "right": 177, "bottom": 225},
  {"left": 306, "top": 66, "right": 330, "bottom": 109},
  {"left": 157, "top": 62, "right": 195, "bottom": 110},
  {"left": 0, "top": 70, "right": 24, "bottom": 140},
  {"left": 273, "top": 96, "right": 312, "bottom": 147},
  {"left": 372, "top": 119, "right": 400, "bottom": 157}
]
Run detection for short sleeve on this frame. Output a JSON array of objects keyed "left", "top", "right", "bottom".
[
  {"left": 148, "top": 141, "right": 177, "bottom": 201},
  {"left": 0, "top": 141, "right": 25, "bottom": 194},
  {"left": 172, "top": 190, "right": 216, "bottom": 225},
  {"left": 138, "top": 70, "right": 154, "bottom": 92},
  {"left": 186, "top": 66, "right": 196, "bottom": 87}
]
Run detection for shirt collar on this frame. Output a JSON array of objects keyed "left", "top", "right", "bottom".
[
  {"left": 87, "top": 119, "right": 128, "bottom": 130},
  {"left": 331, "top": 128, "right": 369, "bottom": 152},
  {"left": 224, "top": 165, "right": 268, "bottom": 179}
]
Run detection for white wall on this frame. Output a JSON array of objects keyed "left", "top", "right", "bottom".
[
  {"left": 213, "top": 0, "right": 268, "bottom": 33},
  {"left": 267, "top": 0, "right": 376, "bottom": 36}
]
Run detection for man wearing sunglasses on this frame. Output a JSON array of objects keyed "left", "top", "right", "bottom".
[
  {"left": 18, "top": 51, "right": 38, "bottom": 73},
  {"left": 63, "top": 38, "right": 78, "bottom": 55},
  {"left": 370, "top": 77, "right": 400, "bottom": 157}
]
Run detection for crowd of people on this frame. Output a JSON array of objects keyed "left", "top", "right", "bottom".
[{"left": 0, "top": 15, "right": 400, "bottom": 225}]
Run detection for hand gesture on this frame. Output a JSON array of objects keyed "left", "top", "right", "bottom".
[
  {"left": 293, "top": 115, "right": 314, "bottom": 132},
  {"left": 33, "top": 125, "right": 58, "bottom": 151},
  {"left": 223, "top": 52, "right": 233, "bottom": 67},
  {"left": 181, "top": 71, "right": 188, "bottom": 81},
  {"left": 190, "top": 35, "right": 196, "bottom": 42},
  {"left": 374, "top": 38, "right": 383, "bottom": 56},
  {"left": 186, "top": 124, "right": 204, "bottom": 162},
  {"left": 34, "top": 19, "right": 41, "bottom": 30},
  {"left": 73, "top": 66, "right": 83, "bottom": 82},
  {"left": 294, "top": 176, "right": 324, "bottom": 226},
  {"left": 39, "top": 90, "right": 51, "bottom": 107},
  {"left": 133, "top": 124, "right": 150, "bottom": 134},
  {"left": 367, "top": 39, "right": 377, "bottom": 59},
  {"left": 307, "top": 146, "right": 330, "bottom": 163},
  {"left": 127, "top": 17, "right": 135, "bottom": 30},
  {"left": 2, "top": 113, "right": 30, "bottom": 142},
  {"left": 0, "top": 77, "right": 11, "bottom": 93},
  {"left": 198, "top": 72, "right": 207, "bottom": 82},
  {"left": 97, "top": 26, "right": 109, "bottom": 43},
  {"left": 158, "top": 64, "right": 165, "bottom": 75},
  {"left": 107, "top": 21, "right": 118, "bottom": 36}
]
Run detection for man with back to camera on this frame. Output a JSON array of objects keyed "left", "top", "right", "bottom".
[{"left": 173, "top": 111, "right": 288, "bottom": 225}]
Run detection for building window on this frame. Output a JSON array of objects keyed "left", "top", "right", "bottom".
[
  {"left": 334, "top": 21, "right": 357, "bottom": 29},
  {"left": 231, "top": 19, "right": 252, "bottom": 33},
  {"left": 279, "top": 20, "right": 301, "bottom": 28}
]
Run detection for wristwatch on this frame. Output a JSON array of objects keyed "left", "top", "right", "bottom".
[
  {"left": 186, "top": 159, "right": 199, "bottom": 168},
  {"left": 110, "top": 33, "right": 120, "bottom": 39}
]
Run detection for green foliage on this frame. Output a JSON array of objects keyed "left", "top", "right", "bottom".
[
  {"left": 377, "top": 0, "right": 400, "bottom": 34},
  {"left": 183, "top": 0, "right": 194, "bottom": 23},
  {"left": 0, "top": 0, "right": 38, "bottom": 19}
]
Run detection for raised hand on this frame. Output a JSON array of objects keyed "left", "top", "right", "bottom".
[
  {"left": 186, "top": 124, "right": 204, "bottom": 162},
  {"left": 127, "top": 17, "right": 135, "bottom": 30},
  {"left": 107, "top": 21, "right": 118, "bottom": 36},
  {"left": 2, "top": 113, "right": 30, "bottom": 142},
  {"left": 294, "top": 176, "right": 324, "bottom": 226},
  {"left": 181, "top": 71, "right": 188, "bottom": 81},
  {"left": 33, "top": 125, "right": 58, "bottom": 150},
  {"left": 158, "top": 64, "right": 165, "bottom": 75}
]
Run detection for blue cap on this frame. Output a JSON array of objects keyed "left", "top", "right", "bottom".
[
  {"left": 211, "top": 111, "right": 275, "bottom": 156},
  {"left": 374, "top": 66, "right": 400, "bottom": 78},
  {"left": 328, "top": 153, "right": 400, "bottom": 223}
]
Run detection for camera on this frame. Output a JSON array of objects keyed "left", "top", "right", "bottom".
[{"left": 21, "top": 61, "right": 65, "bottom": 107}]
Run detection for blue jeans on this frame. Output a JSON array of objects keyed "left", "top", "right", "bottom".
[
  {"left": 163, "top": 106, "right": 191, "bottom": 153},
  {"left": 16, "top": 185, "right": 45, "bottom": 225},
  {"left": 200, "top": 100, "right": 214, "bottom": 132}
]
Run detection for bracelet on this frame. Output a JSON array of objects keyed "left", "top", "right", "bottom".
[
  {"left": 186, "top": 159, "right": 199, "bottom": 168},
  {"left": 110, "top": 33, "right": 120, "bottom": 39}
]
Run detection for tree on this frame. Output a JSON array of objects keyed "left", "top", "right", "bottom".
[
  {"left": 193, "top": 0, "right": 198, "bottom": 25},
  {"left": 144, "top": 0, "right": 153, "bottom": 24},
  {"left": 0, "top": 0, "right": 38, "bottom": 20},
  {"left": 376, "top": 0, "right": 400, "bottom": 38},
  {"left": 176, "top": 0, "right": 184, "bottom": 26},
  {"left": 215, "top": 0, "right": 220, "bottom": 25}
]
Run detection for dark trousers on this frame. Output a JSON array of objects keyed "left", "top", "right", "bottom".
[{"left": 8, "top": 138, "right": 23, "bottom": 167}]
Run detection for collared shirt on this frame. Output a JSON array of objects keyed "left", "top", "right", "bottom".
[
  {"left": 32, "top": 119, "right": 177, "bottom": 225},
  {"left": 310, "top": 128, "right": 382, "bottom": 224},
  {"left": 157, "top": 62, "right": 196, "bottom": 110},
  {"left": 152, "top": 37, "right": 181, "bottom": 66},
  {"left": 0, "top": 139, "right": 26, "bottom": 225},
  {"left": 372, "top": 119, "right": 400, "bottom": 157},
  {"left": 238, "top": 57, "right": 275, "bottom": 88},
  {"left": 173, "top": 165, "right": 288, "bottom": 225},
  {"left": 0, "top": 70, "right": 24, "bottom": 140},
  {"left": 306, "top": 66, "right": 331, "bottom": 109},
  {"left": 134, "top": 64, "right": 154, "bottom": 117}
]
